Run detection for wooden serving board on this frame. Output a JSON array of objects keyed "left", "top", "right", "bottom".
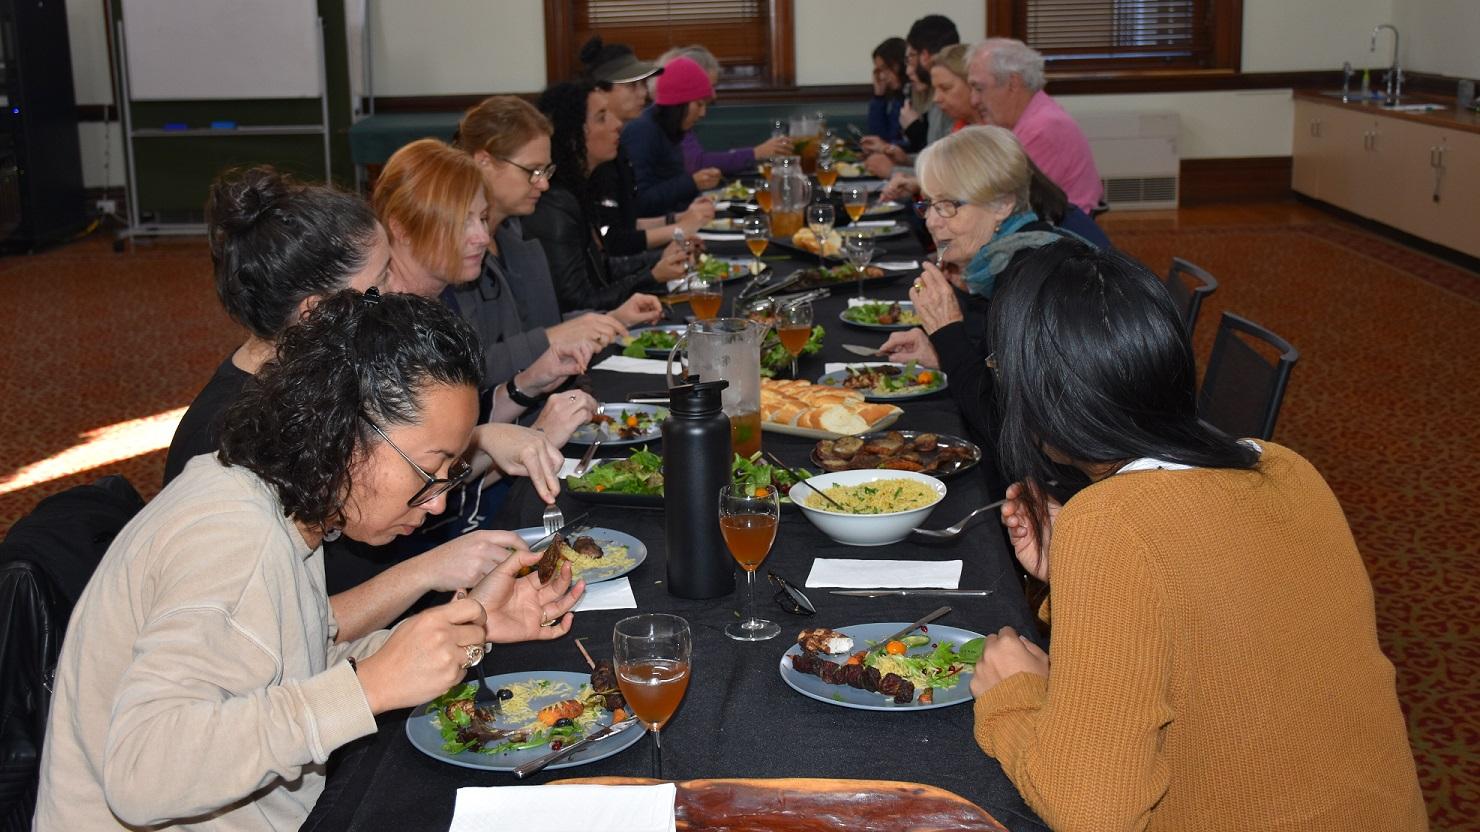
[{"left": 550, "top": 776, "right": 1009, "bottom": 831}]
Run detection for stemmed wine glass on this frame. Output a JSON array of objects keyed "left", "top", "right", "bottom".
[
  {"left": 842, "top": 232, "right": 879, "bottom": 298},
  {"left": 776, "top": 300, "right": 813, "bottom": 378},
  {"left": 613, "top": 614, "right": 692, "bottom": 779},
  {"left": 815, "top": 143, "right": 838, "bottom": 197},
  {"left": 841, "top": 183, "right": 869, "bottom": 223},
  {"left": 741, "top": 214, "right": 770, "bottom": 276},
  {"left": 719, "top": 483, "right": 781, "bottom": 641},
  {"left": 805, "top": 202, "right": 835, "bottom": 270},
  {"left": 752, "top": 178, "right": 772, "bottom": 214}
]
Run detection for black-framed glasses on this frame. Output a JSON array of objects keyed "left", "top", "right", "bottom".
[
  {"left": 767, "top": 571, "right": 816, "bottom": 616},
  {"left": 914, "top": 198, "right": 967, "bottom": 219},
  {"left": 365, "top": 421, "right": 473, "bottom": 508},
  {"left": 499, "top": 157, "right": 557, "bottom": 184}
]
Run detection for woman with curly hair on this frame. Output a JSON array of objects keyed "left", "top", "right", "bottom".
[
  {"left": 523, "top": 80, "right": 688, "bottom": 313},
  {"left": 36, "top": 290, "right": 584, "bottom": 831}
]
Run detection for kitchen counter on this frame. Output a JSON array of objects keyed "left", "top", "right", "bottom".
[{"left": 1293, "top": 89, "right": 1480, "bottom": 135}]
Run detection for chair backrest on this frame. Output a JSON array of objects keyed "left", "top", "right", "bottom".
[
  {"left": 1164, "top": 257, "right": 1219, "bottom": 336},
  {"left": 1198, "top": 312, "right": 1300, "bottom": 440},
  {"left": 0, "top": 475, "right": 142, "bottom": 829}
]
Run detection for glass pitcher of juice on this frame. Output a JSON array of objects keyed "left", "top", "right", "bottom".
[
  {"left": 666, "top": 318, "right": 766, "bottom": 460},
  {"left": 768, "top": 163, "right": 811, "bottom": 239}
]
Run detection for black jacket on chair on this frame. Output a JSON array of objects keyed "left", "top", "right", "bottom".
[
  {"left": 521, "top": 186, "right": 662, "bottom": 314},
  {"left": 0, "top": 475, "right": 143, "bottom": 830}
]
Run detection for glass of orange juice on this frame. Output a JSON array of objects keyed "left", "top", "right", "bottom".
[
  {"left": 741, "top": 214, "right": 769, "bottom": 275},
  {"left": 753, "top": 179, "right": 772, "bottom": 214},
  {"left": 777, "top": 299, "right": 813, "bottom": 378},
  {"left": 688, "top": 272, "right": 722, "bottom": 319},
  {"left": 720, "top": 483, "right": 781, "bottom": 641},
  {"left": 614, "top": 614, "right": 692, "bottom": 778},
  {"left": 841, "top": 183, "right": 868, "bottom": 222}
]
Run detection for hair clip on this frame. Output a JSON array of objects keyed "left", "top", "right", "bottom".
[{"left": 362, "top": 287, "right": 382, "bottom": 304}]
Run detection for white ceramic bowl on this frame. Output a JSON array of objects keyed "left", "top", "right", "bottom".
[{"left": 791, "top": 469, "right": 947, "bottom": 547}]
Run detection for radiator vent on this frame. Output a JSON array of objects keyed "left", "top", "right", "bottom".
[
  {"left": 1075, "top": 111, "right": 1181, "bottom": 211},
  {"left": 1103, "top": 175, "right": 1179, "bottom": 209}
]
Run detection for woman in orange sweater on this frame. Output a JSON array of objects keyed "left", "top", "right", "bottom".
[{"left": 970, "top": 241, "right": 1428, "bottom": 831}]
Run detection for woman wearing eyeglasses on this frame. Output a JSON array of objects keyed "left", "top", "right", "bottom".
[
  {"left": 968, "top": 242, "right": 1427, "bottom": 831},
  {"left": 374, "top": 138, "right": 600, "bottom": 445},
  {"left": 453, "top": 96, "right": 662, "bottom": 389},
  {"left": 36, "top": 290, "right": 585, "bottom": 832}
]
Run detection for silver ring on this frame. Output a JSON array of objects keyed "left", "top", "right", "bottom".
[{"left": 463, "top": 644, "right": 485, "bottom": 668}]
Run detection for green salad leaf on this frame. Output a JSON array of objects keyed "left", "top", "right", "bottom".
[
  {"left": 697, "top": 255, "right": 732, "bottom": 282},
  {"left": 568, "top": 448, "right": 812, "bottom": 501},
  {"left": 623, "top": 330, "right": 679, "bottom": 357}
]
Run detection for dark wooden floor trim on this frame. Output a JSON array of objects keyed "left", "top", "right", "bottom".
[
  {"left": 1294, "top": 195, "right": 1480, "bottom": 276},
  {"left": 1180, "top": 157, "right": 1292, "bottom": 205}
]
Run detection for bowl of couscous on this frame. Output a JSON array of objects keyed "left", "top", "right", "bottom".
[{"left": 790, "top": 469, "right": 947, "bottom": 546}]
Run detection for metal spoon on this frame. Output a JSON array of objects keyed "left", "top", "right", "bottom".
[
  {"left": 912, "top": 498, "right": 1007, "bottom": 540},
  {"left": 764, "top": 452, "right": 847, "bottom": 512},
  {"left": 934, "top": 241, "right": 951, "bottom": 268}
]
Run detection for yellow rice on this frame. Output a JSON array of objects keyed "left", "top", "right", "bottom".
[{"left": 806, "top": 479, "right": 937, "bottom": 514}]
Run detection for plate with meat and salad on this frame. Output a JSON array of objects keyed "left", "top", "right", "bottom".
[
  {"left": 565, "top": 448, "right": 812, "bottom": 510},
  {"left": 839, "top": 301, "right": 922, "bottom": 331},
  {"left": 811, "top": 431, "right": 980, "bottom": 478},
  {"left": 816, "top": 363, "right": 947, "bottom": 402},
  {"left": 512, "top": 527, "right": 647, "bottom": 585},
  {"left": 779, "top": 624, "right": 986, "bottom": 711},
  {"left": 407, "top": 665, "right": 643, "bottom": 772},
  {"left": 567, "top": 404, "right": 668, "bottom": 446},
  {"left": 622, "top": 325, "right": 687, "bottom": 359}
]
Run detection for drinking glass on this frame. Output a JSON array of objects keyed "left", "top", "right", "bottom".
[
  {"left": 720, "top": 483, "right": 781, "bottom": 642},
  {"left": 753, "top": 178, "right": 772, "bottom": 213},
  {"left": 771, "top": 119, "right": 787, "bottom": 140},
  {"left": 805, "top": 202, "right": 835, "bottom": 269},
  {"left": 776, "top": 300, "right": 813, "bottom": 378},
  {"left": 741, "top": 214, "right": 769, "bottom": 275},
  {"left": 816, "top": 156, "right": 838, "bottom": 196},
  {"left": 841, "top": 183, "right": 869, "bottom": 222},
  {"left": 614, "top": 614, "right": 692, "bottom": 779},
  {"left": 842, "top": 232, "right": 878, "bottom": 298},
  {"left": 688, "top": 272, "right": 722, "bottom": 319}
]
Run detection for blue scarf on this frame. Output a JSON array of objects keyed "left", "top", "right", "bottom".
[{"left": 962, "top": 210, "right": 1064, "bottom": 298}]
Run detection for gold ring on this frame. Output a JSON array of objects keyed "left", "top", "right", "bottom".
[
  {"left": 463, "top": 644, "right": 485, "bottom": 668},
  {"left": 912, "top": 280, "right": 924, "bottom": 291}
]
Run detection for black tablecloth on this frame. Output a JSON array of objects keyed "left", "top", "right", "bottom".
[{"left": 302, "top": 225, "right": 1050, "bottom": 832}]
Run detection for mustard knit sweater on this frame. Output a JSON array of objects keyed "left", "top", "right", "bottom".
[{"left": 973, "top": 443, "right": 1428, "bottom": 831}]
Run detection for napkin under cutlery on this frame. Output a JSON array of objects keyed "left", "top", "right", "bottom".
[
  {"left": 824, "top": 361, "right": 896, "bottom": 374},
  {"left": 806, "top": 559, "right": 963, "bottom": 589},
  {"left": 697, "top": 231, "right": 745, "bottom": 241},
  {"left": 874, "top": 260, "right": 920, "bottom": 271},
  {"left": 592, "top": 356, "right": 672, "bottom": 375},
  {"left": 572, "top": 577, "right": 637, "bottom": 612},
  {"left": 450, "top": 783, "right": 677, "bottom": 832}
]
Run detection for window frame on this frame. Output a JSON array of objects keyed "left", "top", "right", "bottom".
[
  {"left": 543, "top": 0, "right": 796, "bottom": 90},
  {"left": 986, "top": 0, "right": 1243, "bottom": 78}
]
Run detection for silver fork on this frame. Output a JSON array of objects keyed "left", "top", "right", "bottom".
[
  {"left": 912, "top": 498, "right": 1007, "bottom": 540},
  {"left": 542, "top": 503, "right": 565, "bottom": 536}
]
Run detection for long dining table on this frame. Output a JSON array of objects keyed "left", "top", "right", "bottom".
[{"left": 301, "top": 199, "right": 1051, "bottom": 832}]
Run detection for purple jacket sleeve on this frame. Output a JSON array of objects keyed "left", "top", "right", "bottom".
[{"left": 680, "top": 132, "right": 756, "bottom": 175}]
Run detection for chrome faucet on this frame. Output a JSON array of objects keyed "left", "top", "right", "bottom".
[{"left": 1370, "top": 24, "right": 1402, "bottom": 105}]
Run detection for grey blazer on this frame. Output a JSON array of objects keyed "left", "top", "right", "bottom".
[{"left": 443, "top": 218, "right": 560, "bottom": 389}]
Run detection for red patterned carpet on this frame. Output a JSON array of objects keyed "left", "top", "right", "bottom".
[{"left": 1, "top": 202, "right": 1476, "bottom": 828}]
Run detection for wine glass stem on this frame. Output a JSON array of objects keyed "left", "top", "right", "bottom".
[
  {"left": 652, "top": 728, "right": 663, "bottom": 779},
  {"left": 743, "top": 569, "right": 757, "bottom": 625}
]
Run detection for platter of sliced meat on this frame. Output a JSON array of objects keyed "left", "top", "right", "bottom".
[{"left": 811, "top": 431, "right": 980, "bottom": 478}]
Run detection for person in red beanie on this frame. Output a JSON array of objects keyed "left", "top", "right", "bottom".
[{"left": 620, "top": 55, "right": 727, "bottom": 217}]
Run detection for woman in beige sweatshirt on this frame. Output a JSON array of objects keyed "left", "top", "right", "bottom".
[{"left": 35, "top": 291, "right": 583, "bottom": 831}]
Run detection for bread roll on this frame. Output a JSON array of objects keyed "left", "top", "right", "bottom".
[
  {"left": 818, "top": 406, "right": 870, "bottom": 435},
  {"left": 857, "top": 404, "right": 901, "bottom": 426}
]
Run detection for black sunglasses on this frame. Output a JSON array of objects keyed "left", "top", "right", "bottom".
[{"left": 768, "top": 571, "right": 816, "bottom": 616}]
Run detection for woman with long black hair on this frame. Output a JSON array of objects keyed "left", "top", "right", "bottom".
[{"left": 968, "top": 241, "right": 1427, "bottom": 831}]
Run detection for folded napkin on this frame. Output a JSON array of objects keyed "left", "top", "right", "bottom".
[
  {"left": 593, "top": 355, "right": 672, "bottom": 376},
  {"left": 824, "top": 361, "right": 896, "bottom": 374},
  {"left": 558, "top": 458, "right": 584, "bottom": 479},
  {"left": 573, "top": 577, "right": 637, "bottom": 611},
  {"left": 450, "top": 783, "right": 677, "bottom": 832},
  {"left": 847, "top": 297, "right": 900, "bottom": 308},
  {"left": 697, "top": 231, "right": 745, "bottom": 241},
  {"left": 806, "top": 558, "right": 963, "bottom": 589},
  {"left": 875, "top": 260, "right": 919, "bottom": 271},
  {"left": 851, "top": 219, "right": 897, "bottom": 228},
  {"left": 713, "top": 200, "right": 733, "bottom": 210}
]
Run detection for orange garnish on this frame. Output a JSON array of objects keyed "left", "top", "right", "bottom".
[
  {"left": 625, "top": 414, "right": 639, "bottom": 427},
  {"left": 594, "top": 485, "right": 607, "bottom": 492},
  {"left": 916, "top": 371, "right": 934, "bottom": 384},
  {"left": 885, "top": 640, "right": 907, "bottom": 655},
  {"left": 754, "top": 486, "right": 770, "bottom": 498}
]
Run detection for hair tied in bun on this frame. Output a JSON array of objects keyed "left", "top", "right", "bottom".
[{"left": 578, "top": 35, "right": 605, "bottom": 66}]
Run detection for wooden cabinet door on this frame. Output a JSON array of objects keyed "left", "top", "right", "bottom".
[
  {"left": 1319, "top": 107, "right": 1384, "bottom": 217},
  {"left": 1292, "top": 100, "right": 1328, "bottom": 197},
  {"left": 1429, "top": 130, "right": 1480, "bottom": 258}
]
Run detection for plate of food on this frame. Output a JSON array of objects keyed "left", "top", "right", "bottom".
[
  {"left": 817, "top": 363, "right": 947, "bottom": 402},
  {"left": 697, "top": 253, "right": 767, "bottom": 284},
  {"left": 840, "top": 301, "right": 922, "bottom": 331},
  {"left": 565, "top": 448, "right": 814, "bottom": 509},
  {"left": 811, "top": 431, "right": 980, "bottom": 478},
  {"left": 705, "top": 180, "right": 755, "bottom": 202},
  {"left": 760, "top": 378, "right": 902, "bottom": 438},
  {"left": 700, "top": 216, "right": 743, "bottom": 233},
  {"left": 622, "top": 324, "right": 687, "bottom": 359},
  {"left": 834, "top": 161, "right": 868, "bottom": 179},
  {"left": 787, "top": 264, "right": 899, "bottom": 292},
  {"left": 779, "top": 624, "right": 986, "bottom": 711},
  {"left": 513, "top": 527, "right": 647, "bottom": 584},
  {"left": 566, "top": 404, "right": 668, "bottom": 446},
  {"left": 407, "top": 667, "right": 643, "bottom": 771},
  {"left": 862, "top": 200, "right": 907, "bottom": 218}
]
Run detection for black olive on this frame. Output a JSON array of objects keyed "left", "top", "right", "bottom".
[
  {"left": 496, "top": 688, "right": 513, "bottom": 701},
  {"left": 554, "top": 717, "right": 573, "bottom": 728}
]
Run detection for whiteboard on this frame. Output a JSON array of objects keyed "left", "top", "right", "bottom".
[{"left": 122, "top": 0, "right": 322, "bottom": 100}]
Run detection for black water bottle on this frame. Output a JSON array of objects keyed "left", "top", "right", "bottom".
[{"left": 662, "top": 377, "right": 735, "bottom": 599}]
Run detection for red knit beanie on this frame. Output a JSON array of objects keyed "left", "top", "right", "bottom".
[{"left": 654, "top": 56, "right": 715, "bottom": 106}]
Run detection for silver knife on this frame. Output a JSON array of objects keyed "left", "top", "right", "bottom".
[
  {"left": 512, "top": 716, "right": 641, "bottom": 779},
  {"left": 831, "top": 589, "right": 993, "bottom": 598},
  {"left": 873, "top": 606, "right": 952, "bottom": 651},
  {"left": 528, "top": 511, "right": 593, "bottom": 553},
  {"left": 841, "top": 344, "right": 882, "bottom": 357}
]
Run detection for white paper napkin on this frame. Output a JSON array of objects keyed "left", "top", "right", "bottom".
[
  {"left": 824, "top": 361, "right": 896, "bottom": 374},
  {"left": 558, "top": 458, "right": 584, "bottom": 479},
  {"left": 848, "top": 297, "right": 910, "bottom": 308},
  {"left": 875, "top": 260, "right": 919, "bottom": 271},
  {"left": 851, "top": 219, "right": 897, "bottom": 228},
  {"left": 572, "top": 577, "right": 637, "bottom": 611},
  {"left": 697, "top": 231, "right": 745, "bottom": 241},
  {"left": 593, "top": 356, "right": 672, "bottom": 376},
  {"left": 806, "top": 558, "right": 963, "bottom": 588},
  {"left": 449, "top": 783, "right": 677, "bottom": 832}
]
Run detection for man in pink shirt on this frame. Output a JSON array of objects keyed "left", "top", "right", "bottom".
[{"left": 968, "top": 39, "right": 1103, "bottom": 215}]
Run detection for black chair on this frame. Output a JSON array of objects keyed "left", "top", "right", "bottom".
[
  {"left": 1164, "top": 257, "right": 1219, "bottom": 337},
  {"left": 0, "top": 475, "right": 143, "bottom": 830},
  {"left": 1197, "top": 312, "right": 1300, "bottom": 440}
]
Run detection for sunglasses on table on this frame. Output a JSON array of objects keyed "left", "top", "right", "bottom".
[
  {"left": 768, "top": 571, "right": 817, "bottom": 616},
  {"left": 365, "top": 420, "right": 473, "bottom": 508}
]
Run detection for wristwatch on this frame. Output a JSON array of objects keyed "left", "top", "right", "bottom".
[{"left": 506, "top": 376, "right": 547, "bottom": 408}]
